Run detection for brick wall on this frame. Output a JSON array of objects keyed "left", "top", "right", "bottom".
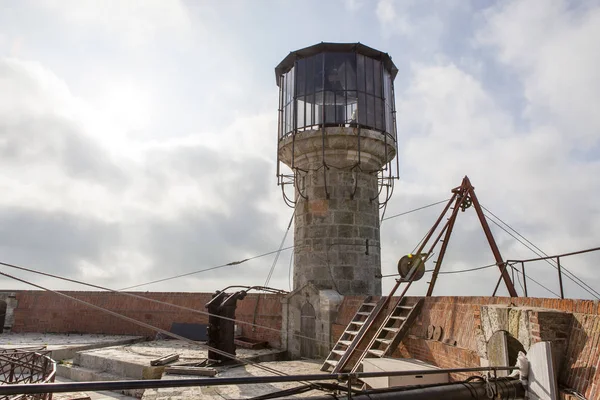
[
  {"left": 9, "top": 290, "right": 600, "bottom": 396},
  {"left": 235, "top": 294, "right": 283, "bottom": 346},
  {"left": 11, "top": 291, "right": 284, "bottom": 347},
  {"left": 333, "top": 295, "right": 600, "bottom": 395}
]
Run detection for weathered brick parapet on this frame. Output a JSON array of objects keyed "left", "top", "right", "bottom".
[
  {"left": 332, "top": 295, "right": 600, "bottom": 398},
  {"left": 10, "top": 290, "right": 285, "bottom": 348}
]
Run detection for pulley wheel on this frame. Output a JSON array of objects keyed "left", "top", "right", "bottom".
[{"left": 398, "top": 254, "right": 425, "bottom": 281}]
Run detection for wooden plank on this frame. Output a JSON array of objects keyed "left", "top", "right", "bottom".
[
  {"left": 164, "top": 366, "right": 217, "bottom": 376},
  {"left": 150, "top": 353, "right": 180, "bottom": 366}
]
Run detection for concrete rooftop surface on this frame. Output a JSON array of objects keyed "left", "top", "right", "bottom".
[{"left": 141, "top": 360, "right": 331, "bottom": 400}]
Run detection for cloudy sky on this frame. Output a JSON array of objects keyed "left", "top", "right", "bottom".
[{"left": 0, "top": 0, "right": 598, "bottom": 299}]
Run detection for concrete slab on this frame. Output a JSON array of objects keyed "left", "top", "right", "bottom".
[
  {"left": 72, "top": 340, "right": 285, "bottom": 379},
  {"left": 142, "top": 360, "right": 334, "bottom": 400},
  {"left": 42, "top": 339, "right": 287, "bottom": 399},
  {"left": 0, "top": 333, "right": 144, "bottom": 361}
]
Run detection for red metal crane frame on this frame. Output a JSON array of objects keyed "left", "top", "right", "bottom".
[{"left": 420, "top": 176, "right": 518, "bottom": 297}]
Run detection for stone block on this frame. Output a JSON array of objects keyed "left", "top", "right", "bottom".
[
  {"left": 311, "top": 239, "right": 326, "bottom": 251},
  {"left": 357, "top": 199, "right": 373, "bottom": 212},
  {"left": 336, "top": 280, "right": 351, "bottom": 294},
  {"left": 354, "top": 212, "right": 376, "bottom": 227},
  {"left": 309, "top": 187, "right": 328, "bottom": 200},
  {"left": 351, "top": 280, "right": 368, "bottom": 293},
  {"left": 334, "top": 211, "right": 354, "bottom": 225},
  {"left": 359, "top": 226, "right": 375, "bottom": 239},
  {"left": 330, "top": 198, "right": 358, "bottom": 211},
  {"left": 339, "top": 252, "right": 358, "bottom": 266},
  {"left": 338, "top": 266, "right": 355, "bottom": 280},
  {"left": 338, "top": 225, "right": 357, "bottom": 238},
  {"left": 306, "top": 225, "right": 329, "bottom": 238},
  {"left": 308, "top": 199, "right": 329, "bottom": 215},
  {"left": 312, "top": 267, "right": 330, "bottom": 282}
]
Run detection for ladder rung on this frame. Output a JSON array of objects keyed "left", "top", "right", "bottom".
[
  {"left": 339, "top": 340, "right": 352, "bottom": 346},
  {"left": 357, "top": 311, "right": 371, "bottom": 316},
  {"left": 325, "top": 360, "right": 339, "bottom": 366},
  {"left": 389, "top": 316, "right": 406, "bottom": 321},
  {"left": 346, "top": 330, "right": 360, "bottom": 335},
  {"left": 332, "top": 350, "right": 346, "bottom": 356},
  {"left": 363, "top": 302, "right": 377, "bottom": 307},
  {"left": 351, "top": 320, "right": 365, "bottom": 325},
  {"left": 375, "top": 338, "right": 392, "bottom": 345},
  {"left": 396, "top": 306, "right": 413, "bottom": 310},
  {"left": 382, "top": 327, "right": 399, "bottom": 333},
  {"left": 367, "top": 349, "right": 385, "bottom": 357}
]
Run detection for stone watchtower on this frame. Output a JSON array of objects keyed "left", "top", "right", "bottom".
[{"left": 276, "top": 43, "right": 398, "bottom": 296}]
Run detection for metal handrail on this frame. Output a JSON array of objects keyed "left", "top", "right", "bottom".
[{"left": 503, "top": 245, "right": 600, "bottom": 299}]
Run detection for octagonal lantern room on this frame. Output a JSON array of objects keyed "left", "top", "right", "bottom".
[{"left": 275, "top": 42, "right": 398, "bottom": 140}]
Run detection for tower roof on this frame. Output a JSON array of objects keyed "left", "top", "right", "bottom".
[{"left": 275, "top": 42, "right": 398, "bottom": 85}]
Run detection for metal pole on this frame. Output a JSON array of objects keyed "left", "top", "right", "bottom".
[
  {"left": 521, "top": 262, "right": 528, "bottom": 297},
  {"left": 506, "top": 245, "right": 600, "bottom": 263},
  {"left": 413, "top": 193, "right": 458, "bottom": 257},
  {"left": 283, "top": 380, "right": 525, "bottom": 400},
  {"left": 557, "top": 256, "right": 564, "bottom": 299},
  {"left": 0, "top": 367, "right": 518, "bottom": 395},
  {"left": 466, "top": 176, "right": 518, "bottom": 297},
  {"left": 426, "top": 194, "right": 463, "bottom": 296},
  {"left": 492, "top": 262, "right": 509, "bottom": 297}
]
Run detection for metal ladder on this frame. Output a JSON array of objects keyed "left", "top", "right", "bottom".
[
  {"left": 320, "top": 296, "right": 384, "bottom": 372},
  {"left": 350, "top": 297, "right": 423, "bottom": 373},
  {"left": 321, "top": 258, "right": 425, "bottom": 373}
]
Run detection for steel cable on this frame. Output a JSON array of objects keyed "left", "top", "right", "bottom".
[
  {"left": 483, "top": 211, "right": 599, "bottom": 299},
  {"left": 264, "top": 212, "right": 294, "bottom": 288},
  {"left": 0, "top": 269, "right": 289, "bottom": 378},
  {"left": 482, "top": 205, "right": 600, "bottom": 299},
  {"left": 119, "top": 246, "right": 295, "bottom": 291},
  {"left": 0, "top": 259, "right": 330, "bottom": 347},
  {"left": 381, "top": 199, "right": 450, "bottom": 222}
]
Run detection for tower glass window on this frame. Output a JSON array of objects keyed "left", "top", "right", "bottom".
[{"left": 276, "top": 43, "right": 397, "bottom": 141}]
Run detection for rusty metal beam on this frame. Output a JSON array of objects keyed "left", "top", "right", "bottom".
[
  {"left": 413, "top": 193, "right": 458, "bottom": 257},
  {"left": 426, "top": 193, "right": 463, "bottom": 296},
  {"left": 465, "top": 176, "right": 518, "bottom": 297}
]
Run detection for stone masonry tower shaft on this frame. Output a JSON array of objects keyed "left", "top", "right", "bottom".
[{"left": 275, "top": 43, "right": 398, "bottom": 296}]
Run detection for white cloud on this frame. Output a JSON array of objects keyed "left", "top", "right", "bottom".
[
  {"left": 0, "top": 56, "right": 291, "bottom": 291},
  {"left": 377, "top": 1, "right": 600, "bottom": 298},
  {"left": 2, "top": 0, "right": 600, "bottom": 300},
  {"left": 344, "top": 0, "right": 366, "bottom": 12},
  {"left": 36, "top": 0, "right": 193, "bottom": 47},
  {"left": 477, "top": 0, "right": 600, "bottom": 144},
  {"left": 376, "top": 0, "right": 414, "bottom": 37}
]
